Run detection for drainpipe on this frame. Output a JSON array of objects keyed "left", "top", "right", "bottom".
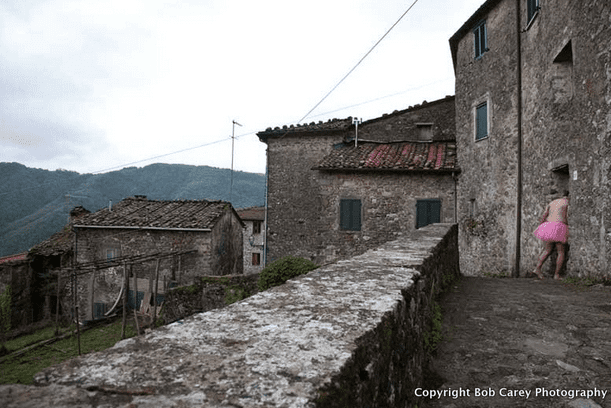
[
  {"left": 263, "top": 146, "right": 269, "bottom": 267},
  {"left": 514, "top": 0, "right": 523, "bottom": 278},
  {"left": 452, "top": 171, "right": 458, "bottom": 223}
]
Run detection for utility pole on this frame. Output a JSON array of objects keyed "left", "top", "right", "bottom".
[{"left": 230, "top": 120, "right": 242, "bottom": 203}]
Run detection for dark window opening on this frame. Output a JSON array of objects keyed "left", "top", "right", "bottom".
[
  {"left": 340, "top": 199, "right": 362, "bottom": 231},
  {"left": 252, "top": 253, "right": 261, "bottom": 266},
  {"left": 416, "top": 199, "right": 441, "bottom": 229},
  {"left": 552, "top": 41, "right": 574, "bottom": 103},
  {"left": 252, "top": 221, "right": 262, "bottom": 234}
]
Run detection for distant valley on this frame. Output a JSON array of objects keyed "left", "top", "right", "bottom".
[{"left": 0, "top": 162, "right": 266, "bottom": 257}]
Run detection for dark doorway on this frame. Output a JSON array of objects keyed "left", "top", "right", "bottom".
[{"left": 416, "top": 199, "right": 441, "bottom": 229}]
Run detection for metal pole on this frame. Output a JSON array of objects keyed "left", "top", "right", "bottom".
[{"left": 230, "top": 120, "right": 242, "bottom": 203}]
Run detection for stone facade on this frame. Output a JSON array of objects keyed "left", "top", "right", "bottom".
[
  {"left": 451, "top": 0, "right": 611, "bottom": 277},
  {"left": 72, "top": 197, "right": 244, "bottom": 322},
  {"left": 237, "top": 207, "right": 265, "bottom": 273},
  {"left": 12, "top": 223, "right": 459, "bottom": 408},
  {"left": 258, "top": 96, "right": 458, "bottom": 265}
]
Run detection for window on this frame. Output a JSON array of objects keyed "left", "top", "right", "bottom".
[
  {"left": 416, "top": 199, "right": 441, "bottom": 229},
  {"left": 416, "top": 123, "right": 434, "bottom": 141},
  {"left": 106, "top": 248, "right": 117, "bottom": 262},
  {"left": 475, "top": 102, "right": 488, "bottom": 140},
  {"left": 252, "top": 253, "right": 261, "bottom": 266},
  {"left": 340, "top": 199, "right": 361, "bottom": 231},
  {"left": 473, "top": 21, "right": 488, "bottom": 59},
  {"left": 527, "top": 0, "right": 540, "bottom": 24},
  {"left": 252, "top": 220, "right": 262, "bottom": 234}
]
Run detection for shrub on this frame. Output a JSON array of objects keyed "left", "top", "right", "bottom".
[{"left": 257, "top": 256, "right": 318, "bottom": 291}]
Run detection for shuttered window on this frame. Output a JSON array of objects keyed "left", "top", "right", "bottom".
[
  {"left": 474, "top": 21, "right": 488, "bottom": 59},
  {"left": 476, "top": 102, "right": 488, "bottom": 140},
  {"left": 527, "top": 0, "right": 540, "bottom": 24},
  {"left": 340, "top": 199, "right": 362, "bottom": 231},
  {"left": 416, "top": 199, "right": 441, "bottom": 229}
]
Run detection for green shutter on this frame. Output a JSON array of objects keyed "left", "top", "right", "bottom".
[
  {"left": 416, "top": 199, "right": 441, "bottom": 229},
  {"left": 340, "top": 199, "right": 361, "bottom": 231},
  {"left": 476, "top": 103, "right": 488, "bottom": 140}
]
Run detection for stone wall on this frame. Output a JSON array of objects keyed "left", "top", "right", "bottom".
[
  {"left": 262, "top": 97, "right": 457, "bottom": 266},
  {"left": 3, "top": 223, "right": 459, "bottom": 408},
  {"left": 161, "top": 273, "right": 260, "bottom": 324},
  {"left": 453, "top": 0, "right": 611, "bottom": 278},
  {"left": 453, "top": 0, "right": 520, "bottom": 276},
  {"left": 519, "top": 0, "right": 611, "bottom": 278},
  {"left": 314, "top": 171, "right": 456, "bottom": 263}
]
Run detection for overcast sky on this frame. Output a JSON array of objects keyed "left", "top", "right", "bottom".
[{"left": 1, "top": 0, "right": 484, "bottom": 175}]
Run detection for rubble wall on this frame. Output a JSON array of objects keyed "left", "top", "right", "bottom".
[{"left": 1, "top": 223, "right": 459, "bottom": 408}]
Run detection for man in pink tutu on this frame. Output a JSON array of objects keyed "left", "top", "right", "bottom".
[{"left": 532, "top": 190, "right": 569, "bottom": 280}]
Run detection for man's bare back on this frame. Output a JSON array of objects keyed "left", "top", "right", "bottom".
[{"left": 542, "top": 197, "right": 569, "bottom": 224}]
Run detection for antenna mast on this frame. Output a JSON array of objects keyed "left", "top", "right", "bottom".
[
  {"left": 353, "top": 117, "right": 362, "bottom": 147},
  {"left": 230, "top": 120, "right": 242, "bottom": 203}
]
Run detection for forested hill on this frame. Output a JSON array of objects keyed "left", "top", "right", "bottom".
[{"left": 0, "top": 162, "right": 266, "bottom": 257}]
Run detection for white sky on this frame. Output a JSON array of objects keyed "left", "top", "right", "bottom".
[{"left": 0, "top": 0, "right": 484, "bottom": 175}]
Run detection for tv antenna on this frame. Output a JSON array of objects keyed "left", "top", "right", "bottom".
[
  {"left": 230, "top": 120, "right": 242, "bottom": 203},
  {"left": 353, "top": 117, "right": 362, "bottom": 147}
]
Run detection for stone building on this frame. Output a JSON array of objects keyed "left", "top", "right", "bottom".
[
  {"left": 236, "top": 207, "right": 265, "bottom": 274},
  {"left": 72, "top": 196, "right": 244, "bottom": 321},
  {"left": 257, "top": 96, "right": 458, "bottom": 264},
  {"left": 450, "top": 0, "right": 611, "bottom": 277}
]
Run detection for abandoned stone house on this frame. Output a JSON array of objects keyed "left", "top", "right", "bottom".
[
  {"left": 237, "top": 206, "right": 265, "bottom": 274},
  {"left": 450, "top": 0, "right": 611, "bottom": 277},
  {"left": 70, "top": 196, "right": 244, "bottom": 321},
  {"left": 257, "top": 96, "right": 458, "bottom": 265}
]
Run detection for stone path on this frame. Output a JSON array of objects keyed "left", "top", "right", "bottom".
[{"left": 422, "top": 277, "right": 611, "bottom": 408}]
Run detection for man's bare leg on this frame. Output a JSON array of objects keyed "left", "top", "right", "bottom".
[
  {"left": 534, "top": 241, "right": 554, "bottom": 279},
  {"left": 554, "top": 242, "right": 565, "bottom": 280}
]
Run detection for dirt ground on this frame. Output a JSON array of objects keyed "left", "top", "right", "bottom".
[{"left": 422, "top": 276, "right": 611, "bottom": 408}]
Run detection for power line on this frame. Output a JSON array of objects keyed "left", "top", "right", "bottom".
[{"left": 296, "top": 0, "right": 421, "bottom": 124}]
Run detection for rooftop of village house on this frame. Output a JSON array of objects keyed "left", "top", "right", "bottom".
[
  {"left": 236, "top": 206, "right": 265, "bottom": 221},
  {"left": 73, "top": 196, "right": 242, "bottom": 230},
  {"left": 313, "top": 140, "right": 459, "bottom": 172},
  {"left": 257, "top": 95, "right": 455, "bottom": 140}
]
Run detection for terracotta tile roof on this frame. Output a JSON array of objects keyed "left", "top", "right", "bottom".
[
  {"left": 237, "top": 206, "right": 265, "bottom": 221},
  {"left": 257, "top": 118, "right": 352, "bottom": 140},
  {"left": 0, "top": 252, "right": 28, "bottom": 264},
  {"left": 29, "top": 225, "right": 74, "bottom": 257},
  {"left": 313, "top": 141, "right": 459, "bottom": 172},
  {"left": 74, "top": 197, "right": 237, "bottom": 230}
]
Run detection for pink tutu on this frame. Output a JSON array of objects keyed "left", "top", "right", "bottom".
[{"left": 534, "top": 221, "right": 568, "bottom": 243}]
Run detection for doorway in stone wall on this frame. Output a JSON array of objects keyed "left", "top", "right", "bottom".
[{"left": 548, "top": 164, "right": 570, "bottom": 276}]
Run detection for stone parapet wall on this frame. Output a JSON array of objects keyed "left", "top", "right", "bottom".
[{"left": 1, "top": 223, "right": 459, "bottom": 407}]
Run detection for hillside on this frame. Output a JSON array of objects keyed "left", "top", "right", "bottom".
[{"left": 0, "top": 162, "right": 266, "bottom": 257}]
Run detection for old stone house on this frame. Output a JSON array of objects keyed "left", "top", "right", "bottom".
[
  {"left": 450, "top": 0, "right": 611, "bottom": 277},
  {"left": 71, "top": 196, "right": 244, "bottom": 321},
  {"left": 257, "top": 96, "right": 458, "bottom": 265},
  {"left": 237, "top": 207, "right": 265, "bottom": 274}
]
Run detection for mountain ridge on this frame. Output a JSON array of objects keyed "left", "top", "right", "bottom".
[{"left": 0, "top": 162, "right": 266, "bottom": 257}]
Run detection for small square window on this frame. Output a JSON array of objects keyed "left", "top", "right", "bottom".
[
  {"left": 340, "top": 199, "right": 361, "bottom": 231},
  {"left": 474, "top": 21, "right": 488, "bottom": 59},
  {"left": 252, "top": 221, "right": 262, "bottom": 234},
  {"left": 475, "top": 102, "right": 488, "bottom": 141},
  {"left": 252, "top": 253, "right": 261, "bottom": 266},
  {"left": 106, "top": 248, "right": 118, "bottom": 262}
]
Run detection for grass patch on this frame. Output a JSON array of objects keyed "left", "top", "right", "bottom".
[
  {"left": 0, "top": 320, "right": 136, "bottom": 385},
  {"left": 3, "top": 325, "right": 72, "bottom": 353}
]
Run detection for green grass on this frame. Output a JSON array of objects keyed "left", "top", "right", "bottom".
[
  {"left": 0, "top": 320, "right": 136, "bottom": 385},
  {"left": 3, "top": 325, "right": 72, "bottom": 353}
]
